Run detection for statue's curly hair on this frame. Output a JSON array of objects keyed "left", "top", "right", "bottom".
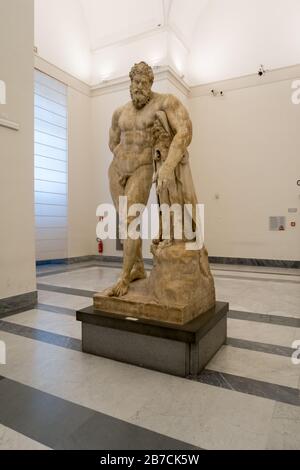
[{"left": 129, "top": 61, "right": 154, "bottom": 84}]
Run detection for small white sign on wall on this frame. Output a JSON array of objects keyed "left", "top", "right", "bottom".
[
  {"left": 0, "top": 78, "right": 20, "bottom": 130},
  {"left": 0, "top": 340, "right": 6, "bottom": 364},
  {"left": 0, "top": 80, "right": 6, "bottom": 104},
  {"left": 292, "top": 80, "right": 300, "bottom": 105}
]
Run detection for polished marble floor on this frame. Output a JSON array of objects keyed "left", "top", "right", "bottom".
[{"left": 0, "top": 261, "right": 300, "bottom": 450}]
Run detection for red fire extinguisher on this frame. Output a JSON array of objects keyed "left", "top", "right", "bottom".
[
  {"left": 97, "top": 215, "right": 104, "bottom": 254},
  {"left": 97, "top": 238, "right": 103, "bottom": 254}
]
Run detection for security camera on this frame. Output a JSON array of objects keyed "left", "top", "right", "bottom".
[
  {"left": 258, "top": 65, "right": 266, "bottom": 77},
  {"left": 211, "top": 89, "right": 223, "bottom": 97}
]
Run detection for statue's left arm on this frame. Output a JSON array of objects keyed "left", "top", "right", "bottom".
[{"left": 157, "top": 95, "right": 192, "bottom": 192}]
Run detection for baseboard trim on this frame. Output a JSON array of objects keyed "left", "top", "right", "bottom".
[
  {"left": 96, "top": 255, "right": 153, "bottom": 266},
  {"left": 98, "top": 255, "right": 300, "bottom": 269},
  {"left": 0, "top": 291, "right": 38, "bottom": 316},
  {"left": 36, "top": 255, "right": 154, "bottom": 266},
  {"left": 209, "top": 257, "right": 300, "bottom": 269},
  {"left": 36, "top": 255, "right": 300, "bottom": 269},
  {"left": 36, "top": 256, "right": 95, "bottom": 266}
]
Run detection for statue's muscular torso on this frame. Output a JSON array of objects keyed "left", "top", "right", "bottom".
[
  {"left": 105, "top": 79, "right": 193, "bottom": 298},
  {"left": 110, "top": 92, "right": 170, "bottom": 175}
]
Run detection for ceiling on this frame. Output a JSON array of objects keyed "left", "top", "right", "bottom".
[
  {"left": 35, "top": 0, "right": 300, "bottom": 85},
  {"left": 79, "top": 0, "right": 164, "bottom": 51},
  {"left": 78, "top": 0, "right": 207, "bottom": 51}
]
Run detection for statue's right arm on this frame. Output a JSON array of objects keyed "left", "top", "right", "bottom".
[{"left": 109, "top": 107, "right": 122, "bottom": 153}]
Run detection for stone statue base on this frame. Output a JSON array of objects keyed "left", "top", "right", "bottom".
[
  {"left": 76, "top": 301, "right": 228, "bottom": 377},
  {"left": 82, "top": 243, "right": 222, "bottom": 377},
  {"left": 93, "top": 243, "right": 215, "bottom": 325}
]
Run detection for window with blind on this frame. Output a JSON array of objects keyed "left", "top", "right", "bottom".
[{"left": 34, "top": 70, "right": 68, "bottom": 261}]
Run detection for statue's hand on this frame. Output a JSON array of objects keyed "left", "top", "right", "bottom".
[{"left": 157, "top": 163, "right": 174, "bottom": 193}]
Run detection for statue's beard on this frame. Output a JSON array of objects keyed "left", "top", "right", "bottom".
[{"left": 130, "top": 86, "right": 151, "bottom": 109}]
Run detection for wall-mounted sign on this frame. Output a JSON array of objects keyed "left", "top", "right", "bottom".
[
  {"left": 292, "top": 80, "right": 300, "bottom": 105},
  {"left": 0, "top": 80, "right": 6, "bottom": 104},
  {"left": 269, "top": 216, "right": 286, "bottom": 231}
]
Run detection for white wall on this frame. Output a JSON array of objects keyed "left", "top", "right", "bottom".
[
  {"left": 187, "top": 0, "right": 300, "bottom": 85},
  {"left": 34, "top": 0, "right": 91, "bottom": 84},
  {"left": 0, "top": 0, "right": 36, "bottom": 298},
  {"left": 189, "top": 71, "right": 300, "bottom": 260}
]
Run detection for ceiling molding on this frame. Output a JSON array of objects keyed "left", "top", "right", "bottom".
[
  {"left": 34, "top": 55, "right": 190, "bottom": 96},
  {"left": 91, "top": 65, "right": 190, "bottom": 97},
  {"left": 34, "top": 54, "right": 300, "bottom": 99},
  {"left": 190, "top": 63, "right": 300, "bottom": 97},
  {"left": 34, "top": 55, "right": 91, "bottom": 96}
]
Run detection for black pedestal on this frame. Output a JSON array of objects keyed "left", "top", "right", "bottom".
[{"left": 76, "top": 302, "right": 228, "bottom": 377}]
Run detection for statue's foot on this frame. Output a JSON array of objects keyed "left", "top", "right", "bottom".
[
  {"left": 130, "top": 263, "right": 147, "bottom": 282},
  {"left": 105, "top": 278, "right": 129, "bottom": 297}
]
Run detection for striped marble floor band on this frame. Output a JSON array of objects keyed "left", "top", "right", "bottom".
[
  {"left": 37, "top": 284, "right": 96, "bottom": 298},
  {"left": 0, "top": 318, "right": 299, "bottom": 408},
  {"left": 227, "top": 338, "right": 295, "bottom": 358},
  {"left": 37, "top": 303, "right": 76, "bottom": 317},
  {"left": 228, "top": 310, "right": 300, "bottom": 328},
  {"left": 0, "top": 376, "right": 197, "bottom": 450},
  {"left": 196, "top": 370, "right": 300, "bottom": 407},
  {"left": 38, "top": 282, "right": 300, "bottom": 318},
  {"left": 38, "top": 303, "right": 300, "bottom": 330},
  {"left": 0, "top": 310, "right": 296, "bottom": 360},
  {"left": 37, "top": 263, "right": 99, "bottom": 278},
  {"left": 36, "top": 261, "right": 125, "bottom": 277},
  {"left": 37, "top": 283, "right": 300, "bottom": 329},
  {"left": 0, "top": 320, "right": 81, "bottom": 351},
  {"left": 37, "top": 299, "right": 300, "bottom": 331}
]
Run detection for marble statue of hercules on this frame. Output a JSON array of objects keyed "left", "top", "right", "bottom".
[{"left": 106, "top": 61, "right": 192, "bottom": 297}]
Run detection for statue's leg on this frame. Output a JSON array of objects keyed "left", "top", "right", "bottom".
[
  {"left": 130, "top": 239, "right": 147, "bottom": 282},
  {"left": 108, "top": 160, "right": 125, "bottom": 210},
  {"left": 107, "top": 164, "right": 153, "bottom": 297}
]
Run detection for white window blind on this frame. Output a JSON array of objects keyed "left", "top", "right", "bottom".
[{"left": 34, "top": 70, "right": 68, "bottom": 261}]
